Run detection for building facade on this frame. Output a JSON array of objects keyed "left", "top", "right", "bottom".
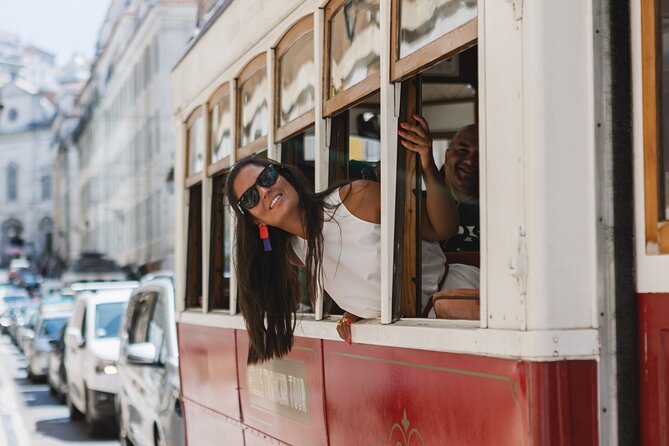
[
  {"left": 0, "top": 78, "right": 56, "bottom": 266},
  {"left": 75, "top": 0, "right": 198, "bottom": 274},
  {"left": 51, "top": 55, "right": 90, "bottom": 265}
]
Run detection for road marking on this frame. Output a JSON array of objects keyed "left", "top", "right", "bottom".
[{"left": 0, "top": 338, "right": 32, "bottom": 446}]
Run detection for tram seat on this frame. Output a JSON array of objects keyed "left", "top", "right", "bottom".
[
  {"left": 426, "top": 251, "right": 480, "bottom": 320},
  {"left": 432, "top": 289, "right": 480, "bottom": 320}
]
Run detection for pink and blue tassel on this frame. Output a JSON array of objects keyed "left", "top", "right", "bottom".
[{"left": 259, "top": 224, "right": 272, "bottom": 252}]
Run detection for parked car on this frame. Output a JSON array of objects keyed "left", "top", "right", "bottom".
[
  {"left": 48, "top": 324, "right": 68, "bottom": 401},
  {"left": 40, "top": 293, "right": 75, "bottom": 313},
  {"left": 117, "top": 277, "right": 184, "bottom": 446},
  {"left": 0, "top": 285, "right": 30, "bottom": 316},
  {"left": 64, "top": 283, "right": 137, "bottom": 435},
  {"left": 26, "top": 310, "right": 71, "bottom": 381},
  {"left": 15, "top": 307, "right": 39, "bottom": 352}
]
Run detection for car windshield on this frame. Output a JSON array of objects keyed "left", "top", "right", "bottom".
[
  {"left": 95, "top": 302, "right": 125, "bottom": 339},
  {"left": 39, "top": 317, "right": 68, "bottom": 339}
]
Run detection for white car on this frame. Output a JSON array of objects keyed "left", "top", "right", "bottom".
[
  {"left": 26, "top": 310, "right": 71, "bottom": 381},
  {"left": 64, "top": 284, "right": 137, "bottom": 435},
  {"left": 117, "top": 277, "right": 184, "bottom": 446}
]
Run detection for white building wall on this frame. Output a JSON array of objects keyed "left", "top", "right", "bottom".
[
  {"left": 78, "top": 0, "right": 197, "bottom": 272},
  {"left": 0, "top": 82, "right": 55, "bottom": 264}
]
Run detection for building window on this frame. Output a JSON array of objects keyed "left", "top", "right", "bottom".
[
  {"left": 41, "top": 175, "right": 51, "bottom": 201},
  {"left": 7, "top": 108, "right": 17, "bottom": 122},
  {"left": 7, "top": 164, "right": 17, "bottom": 202}
]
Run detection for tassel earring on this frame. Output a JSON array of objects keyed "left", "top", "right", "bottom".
[{"left": 259, "top": 224, "right": 272, "bottom": 252}]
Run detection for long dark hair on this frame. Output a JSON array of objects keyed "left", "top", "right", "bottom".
[{"left": 224, "top": 157, "right": 343, "bottom": 364}]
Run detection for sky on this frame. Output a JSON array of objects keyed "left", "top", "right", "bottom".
[{"left": 0, "top": 0, "right": 111, "bottom": 65}]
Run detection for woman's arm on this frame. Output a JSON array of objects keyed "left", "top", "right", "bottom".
[{"left": 399, "top": 114, "right": 458, "bottom": 240}]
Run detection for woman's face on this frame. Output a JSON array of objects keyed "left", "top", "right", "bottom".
[{"left": 233, "top": 164, "right": 301, "bottom": 228}]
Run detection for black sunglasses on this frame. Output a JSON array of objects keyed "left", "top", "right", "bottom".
[{"left": 237, "top": 164, "right": 280, "bottom": 210}]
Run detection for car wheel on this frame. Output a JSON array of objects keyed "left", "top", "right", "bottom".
[
  {"left": 85, "top": 388, "right": 104, "bottom": 437},
  {"left": 67, "top": 390, "right": 84, "bottom": 421}
]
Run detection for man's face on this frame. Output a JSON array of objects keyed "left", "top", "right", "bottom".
[{"left": 444, "top": 126, "right": 479, "bottom": 195}]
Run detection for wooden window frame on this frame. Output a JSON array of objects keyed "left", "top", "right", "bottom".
[
  {"left": 275, "top": 14, "right": 316, "bottom": 142},
  {"left": 642, "top": 0, "right": 669, "bottom": 253},
  {"left": 185, "top": 183, "right": 203, "bottom": 309},
  {"left": 323, "top": 0, "right": 381, "bottom": 118},
  {"left": 236, "top": 53, "right": 269, "bottom": 160},
  {"left": 390, "top": 0, "right": 478, "bottom": 82},
  {"left": 185, "top": 106, "right": 206, "bottom": 188},
  {"left": 207, "top": 82, "right": 232, "bottom": 176}
]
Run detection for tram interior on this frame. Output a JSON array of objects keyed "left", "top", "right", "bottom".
[{"left": 404, "top": 46, "right": 480, "bottom": 320}]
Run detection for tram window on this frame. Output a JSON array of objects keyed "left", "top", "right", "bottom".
[
  {"left": 324, "top": 0, "right": 381, "bottom": 117},
  {"left": 281, "top": 128, "right": 316, "bottom": 190},
  {"left": 280, "top": 128, "right": 316, "bottom": 313},
  {"left": 186, "top": 109, "right": 205, "bottom": 180},
  {"left": 642, "top": 0, "right": 669, "bottom": 253},
  {"left": 275, "top": 15, "right": 315, "bottom": 143},
  {"left": 208, "top": 83, "right": 232, "bottom": 170},
  {"left": 209, "top": 173, "right": 231, "bottom": 311},
  {"left": 185, "top": 183, "right": 203, "bottom": 309},
  {"left": 324, "top": 96, "right": 381, "bottom": 317},
  {"left": 390, "top": 0, "right": 477, "bottom": 82},
  {"left": 394, "top": 46, "right": 480, "bottom": 320},
  {"left": 237, "top": 54, "right": 268, "bottom": 160},
  {"left": 329, "top": 93, "right": 381, "bottom": 185}
]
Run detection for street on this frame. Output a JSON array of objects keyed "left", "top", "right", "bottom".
[{"left": 0, "top": 335, "right": 118, "bottom": 446}]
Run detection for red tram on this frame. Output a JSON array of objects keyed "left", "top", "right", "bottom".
[{"left": 170, "top": 0, "right": 663, "bottom": 444}]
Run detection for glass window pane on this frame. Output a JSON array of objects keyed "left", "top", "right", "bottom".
[
  {"left": 40, "top": 317, "right": 68, "bottom": 339},
  {"left": 662, "top": 0, "right": 669, "bottom": 218},
  {"left": 188, "top": 115, "right": 205, "bottom": 176},
  {"left": 346, "top": 103, "right": 381, "bottom": 182},
  {"left": 329, "top": 0, "right": 380, "bottom": 98},
  {"left": 399, "top": 0, "right": 477, "bottom": 59},
  {"left": 239, "top": 68, "right": 268, "bottom": 147},
  {"left": 281, "top": 128, "right": 316, "bottom": 189},
  {"left": 279, "top": 32, "right": 316, "bottom": 126},
  {"left": 210, "top": 94, "right": 232, "bottom": 163},
  {"left": 224, "top": 205, "right": 231, "bottom": 279},
  {"left": 95, "top": 302, "right": 125, "bottom": 338},
  {"left": 209, "top": 174, "right": 230, "bottom": 311}
]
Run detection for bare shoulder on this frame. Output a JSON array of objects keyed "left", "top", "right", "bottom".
[{"left": 339, "top": 180, "right": 381, "bottom": 224}]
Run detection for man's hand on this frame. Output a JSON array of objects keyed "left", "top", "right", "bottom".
[{"left": 398, "top": 114, "right": 433, "bottom": 169}]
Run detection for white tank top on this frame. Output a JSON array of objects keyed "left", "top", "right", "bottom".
[{"left": 291, "top": 189, "right": 447, "bottom": 318}]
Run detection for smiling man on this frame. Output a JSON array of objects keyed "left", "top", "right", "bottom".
[{"left": 441, "top": 124, "right": 479, "bottom": 252}]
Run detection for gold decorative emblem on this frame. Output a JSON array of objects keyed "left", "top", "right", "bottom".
[{"left": 387, "top": 409, "right": 425, "bottom": 446}]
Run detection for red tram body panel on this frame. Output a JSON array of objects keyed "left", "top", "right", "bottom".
[
  {"left": 639, "top": 293, "right": 669, "bottom": 446},
  {"left": 179, "top": 323, "right": 598, "bottom": 445}
]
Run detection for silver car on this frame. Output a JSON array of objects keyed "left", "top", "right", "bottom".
[
  {"left": 26, "top": 310, "right": 71, "bottom": 381},
  {"left": 117, "top": 277, "right": 184, "bottom": 446}
]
